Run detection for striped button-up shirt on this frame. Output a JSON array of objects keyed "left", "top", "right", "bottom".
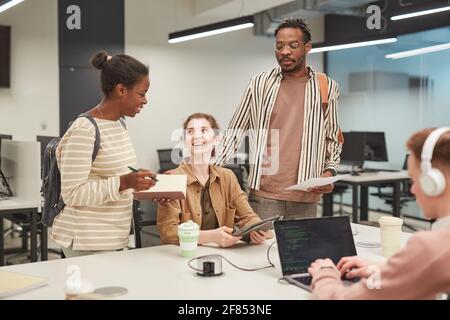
[{"left": 216, "top": 66, "right": 342, "bottom": 190}]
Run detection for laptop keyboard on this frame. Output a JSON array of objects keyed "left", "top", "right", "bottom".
[
  {"left": 291, "top": 275, "right": 360, "bottom": 287},
  {"left": 291, "top": 275, "right": 312, "bottom": 286}
]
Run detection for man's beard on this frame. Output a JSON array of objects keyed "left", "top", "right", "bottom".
[{"left": 281, "top": 54, "right": 306, "bottom": 73}]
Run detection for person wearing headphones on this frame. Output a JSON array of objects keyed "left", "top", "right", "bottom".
[{"left": 308, "top": 127, "right": 450, "bottom": 299}]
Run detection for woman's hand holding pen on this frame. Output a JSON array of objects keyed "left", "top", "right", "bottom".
[{"left": 120, "top": 168, "right": 157, "bottom": 192}]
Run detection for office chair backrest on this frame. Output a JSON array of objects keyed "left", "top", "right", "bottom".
[
  {"left": 402, "top": 154, "right": 409, "bottom": 170},
  {"left": 224, "top": 164, "right": 246, "bottom": 190},
  {"left": 401, "top": 154, "right": 415, "bottom": 197},
  {"left": 157, "top": 148, "right": 181, "bottom": 172}
]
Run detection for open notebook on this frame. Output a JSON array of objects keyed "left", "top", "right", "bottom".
[
  {"left": 133, "top": 174, "right": 187, "bottom": 201},
  {"left": 0, "top": 270, "right": 48, "bottom": 298}
]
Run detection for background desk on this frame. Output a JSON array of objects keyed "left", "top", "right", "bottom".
[
  {"left": 1, "top": 141, "right": 45, "bottom": 265},
  {"left": 323, "top": 171, "right": 411, "bottom": 223},
  {"left": 0, "top": 197, "right": 43, "bottom": 266},
  {"left": 0, "top": 224, "right": 411, "bottom": 300}
]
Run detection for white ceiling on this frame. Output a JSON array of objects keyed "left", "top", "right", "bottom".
[{"left": 193, "top": 0, "right": 297, "bottom": 20}]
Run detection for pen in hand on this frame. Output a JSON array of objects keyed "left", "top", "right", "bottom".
[{"left": 128, "top": 166, "right": 159, "bottom": 182}]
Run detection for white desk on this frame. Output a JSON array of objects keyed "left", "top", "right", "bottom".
[
  {"left": 0, "top": 198, "right": 38, "bottom": 211},
  {"left": 324, "top": 171, "right": 411, "bottom": 222},
  {"left": 0, "top": 197, "right": 41, "bottom": 266},
  {"left": 0, "top": 224, "right": 411, "bottom": 300}
]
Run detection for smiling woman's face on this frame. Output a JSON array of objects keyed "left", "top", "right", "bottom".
[{"left": 184, "top": 118, "right": 217, "bottom": 160}]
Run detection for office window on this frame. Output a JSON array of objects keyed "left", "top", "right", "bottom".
[{"left": 328, "top": 26, "right": 450, "bottom": 169}]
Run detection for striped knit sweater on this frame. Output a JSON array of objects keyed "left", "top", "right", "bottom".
[
  {"left": 216, "top": 66, "right": 342, "bottom": 190},
  {"left": 51, "top": 117, "right": 137, "bottom": 251}
]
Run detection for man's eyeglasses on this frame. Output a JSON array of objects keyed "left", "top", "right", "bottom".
[{"left": 274, "top": 41, "right": 305, "bottom": 51}]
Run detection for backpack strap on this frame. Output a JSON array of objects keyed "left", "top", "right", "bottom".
[
  {"left": 75, "top": 113, "right": 126, "bottom": 162},
  {"left": 78, "top": 113, "right": 101, "bottom": 162},
  {"left": 119, "top": 117, "right": 127, "bottom": 129},
  {"left": 316, "top": 72, "right": 344, "bottom": 145},
  {"left": 55, "top": 198, "right": 65, "bottom": 212},
  {"left": 316, "top": 72, "right": 328, "bottom": 114}
]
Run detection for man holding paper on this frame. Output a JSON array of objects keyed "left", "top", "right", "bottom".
[{"left": 215, "top": 18, "right": 343, "bottom": 220}]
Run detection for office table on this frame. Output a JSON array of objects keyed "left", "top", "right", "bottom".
[
  {"left": 0, "top": 223, "right": 411, "bottom": 300},
  {"left": 323, "top": 171, "right": 411, "bottom": 223},
  {"left": 0, "top": 197, "right": 45, "bottom": 266}
]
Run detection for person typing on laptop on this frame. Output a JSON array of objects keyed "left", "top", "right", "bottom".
[{"left": 308, "top": 128, "right": 450, "bottom": 299}]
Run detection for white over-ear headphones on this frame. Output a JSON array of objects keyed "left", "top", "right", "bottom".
[{"left": 420, "top": 127, "right": 450, "bottom": 197}]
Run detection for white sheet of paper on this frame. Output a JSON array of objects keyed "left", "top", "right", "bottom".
[
  {"left": 134, "top": 174, "right": 187, "bottom": 200},
  {"left": 285, "top": 174, "right": 350, "bottom": 191},
  {"left": 144, "top": 174, "right": 187, "bottom": 195}
]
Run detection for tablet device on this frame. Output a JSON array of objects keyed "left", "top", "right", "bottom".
[{"left": 232, "top": 215, "right": 281, "bottom": 237}]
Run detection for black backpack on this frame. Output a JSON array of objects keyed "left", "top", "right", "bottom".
[{"left": 41, "top": 113, "right": 126, "bottom": 227}]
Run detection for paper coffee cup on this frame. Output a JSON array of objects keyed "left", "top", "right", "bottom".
[
  {"left": 379, "top": 216, "right": 403, "bottom": 258},
  {"left": 178, "top": 220, "right": 200, "bottom": 258},
  {"left": 65, "top": 280, "right": 95, "bottom": 300}
]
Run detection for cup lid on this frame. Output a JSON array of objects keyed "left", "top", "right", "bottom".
[
  {"left": 379, "top": 216, "right": 403, "bottom": 226},
  {"left": 178, "top": 220, "right": 199, "bottom": 232}
]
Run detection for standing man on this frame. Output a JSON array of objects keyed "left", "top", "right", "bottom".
[{"left": 216, "top": 17, "right": 343, "bottom": 220}]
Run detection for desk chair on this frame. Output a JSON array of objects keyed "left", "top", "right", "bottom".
[
  {"left": 370, "top": 155, "right": 415, "bottom": 211},
  {"left": 331, "top": 183, "right": 350, "bottom": 216},
  {"left": 4, "top": 213, "right": 48, "bottom": 265},
  {"left": 157, "top": 148, "right": 181, "bottom": 173},
  {"left": 132, "top": 200, "right": 159, "bottom": 249},
  {"left": 224, "top": 164, "right": 247, "bottom": 191}
]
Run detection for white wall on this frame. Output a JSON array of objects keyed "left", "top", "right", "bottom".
[
  {"left": 0, "top": 0, "right": 324, "bottom": 172},
  {"left": 125, "top": 0, "right": 324, "bottom": 171},
  {"left": 0, "top": 0, "right": 59, "bottom": 141}
]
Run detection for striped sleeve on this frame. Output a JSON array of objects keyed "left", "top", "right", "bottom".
[
  {"left": 215, "top": 80, "right": 252, "bottom": 166},
  {"left": 59, "top": 122, "right": 122, "bottom": 207},
  {"left": 323, "top": 78, "right": 342, "bottom": 173}
]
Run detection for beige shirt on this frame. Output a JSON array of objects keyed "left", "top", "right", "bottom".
[
  {"left": 312, "top": 216, "right": 450, "bottom": 299},
  {"left": 51, "top": 117, "right": 136, "bottom": 251},
  {"left": 253, "top": 74, "right": 320, "bottom": 203}
]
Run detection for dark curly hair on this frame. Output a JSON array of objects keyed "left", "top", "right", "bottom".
[
  {"left": 274, "top": 17, "right": 312, "bottom": 43},
  {"left": 90, "top": 50, "right": 149, "bottom": 96}
]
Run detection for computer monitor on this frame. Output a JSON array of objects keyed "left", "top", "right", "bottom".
[
  {"left": 340, "top": 132, "right": 365, "bottom": 167},
  {"left": 352, "top": 131, "right": 388, "bottom": 162}
]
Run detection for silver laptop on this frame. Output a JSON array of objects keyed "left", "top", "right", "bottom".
[{"left": 274, "top": 216, "right": 358, "bottom": 291}]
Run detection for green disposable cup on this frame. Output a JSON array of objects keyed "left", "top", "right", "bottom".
[{"left": 178, "top": 220, "right": 200, "bottom": 258}]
